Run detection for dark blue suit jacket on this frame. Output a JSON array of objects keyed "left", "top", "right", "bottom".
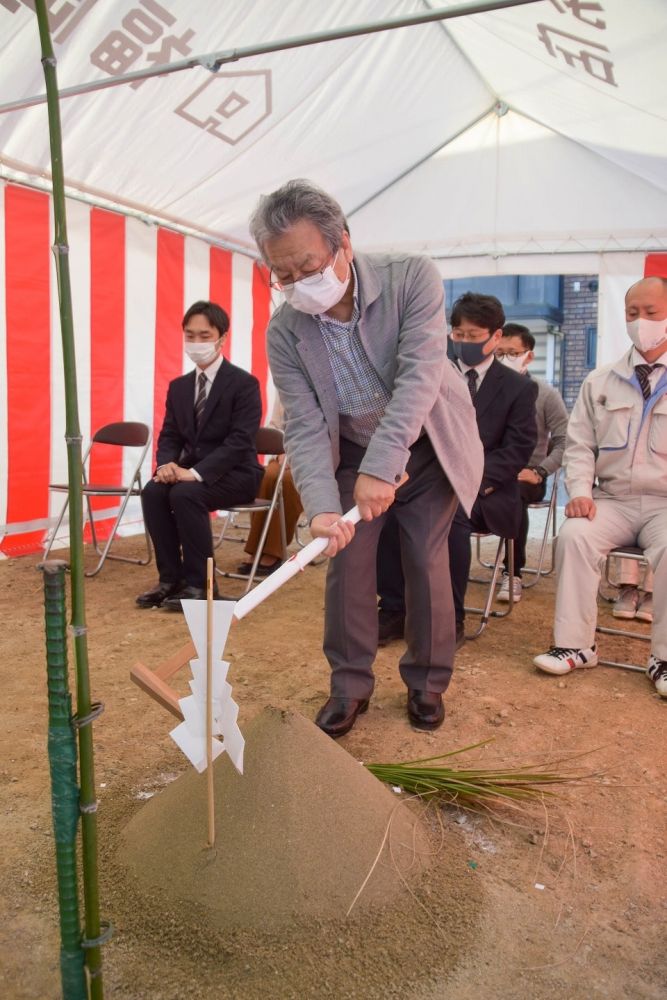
[
  {"left": 156, "top": 359, "right": 263, "bottom": 487},
  {"left": 466, "top": 358, "right": 538, "bottom": 538}
]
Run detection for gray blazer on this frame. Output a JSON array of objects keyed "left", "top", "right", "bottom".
[
  {"left": 529, "top": 376, "right": 569, "bottom": 476},
  {"left": 266, "top": 251, "right": 484, "bottom": 520}
]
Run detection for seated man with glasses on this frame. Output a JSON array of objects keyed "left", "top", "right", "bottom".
[
  {"left": 377, "top": 292, "right": 538, "bottom": 647},
  {"left": 249, "top": 179, "right": 484, "bottom": 737},
  {"left": 493, "top": 323, "right": 569, "bottom": 604}
]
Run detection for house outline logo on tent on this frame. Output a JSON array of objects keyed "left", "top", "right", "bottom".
[{"left": 175, "top": 69, "right": 272, "bottom": 145}]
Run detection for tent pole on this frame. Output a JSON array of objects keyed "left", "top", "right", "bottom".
[
  {"left": 35, "top": 2, "right": 106, "bottom": 997},
  {"left": 1, "top": 0, "right": 543, "bottom": 115},
  {"left": 347, "top": 105, "right": 497, "bottom": 220}
]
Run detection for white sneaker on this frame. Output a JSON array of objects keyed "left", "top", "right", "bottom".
[
  {"left": 647, "top": 655, "right": 667, "bottom": 697},
  {"left": 497, "top": 573, "right": 522, "bottom": 603},
  {"left": 612, "top": 586, "right": 640, "bottom": 620},
  {"left": 636, "top": 593, "right": 653, "bottom": 623},
  {"left": 533, "top": 645, "right": 598, "bottom": 675}
]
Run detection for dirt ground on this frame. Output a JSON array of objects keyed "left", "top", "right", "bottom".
[{"left": 1, "top": 529, "right": 666, "bottom": 1000}]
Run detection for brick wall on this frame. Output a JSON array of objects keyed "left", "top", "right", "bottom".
[{"left": 560, "top": 275, "right": 599, "bottom": 409}]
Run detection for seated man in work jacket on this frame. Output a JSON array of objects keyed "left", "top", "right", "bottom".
[{"left": 534, "top": 276, "right": 667, "bottom": 699}]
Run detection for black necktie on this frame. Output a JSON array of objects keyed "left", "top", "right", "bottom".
[
  {"left": 635, "top": 363, "right": 662, "bottom": 401},
  {"left": 466, "top": 368, "right": 478, "bottom": 401},
  {"left": 194, "top": 371, "right": 207, "bottom": 428}
]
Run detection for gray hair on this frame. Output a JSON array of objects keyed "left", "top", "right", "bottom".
[{"left": 249, "top": 179, "right": 346, "bottom": 258}]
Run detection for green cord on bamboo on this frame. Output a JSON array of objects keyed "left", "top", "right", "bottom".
[{"left": 43, "top": 561, "right": 87, "bottom": 1000}]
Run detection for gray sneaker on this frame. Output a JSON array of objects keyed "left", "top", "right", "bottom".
[
  {"left": 636, "top": 593, "right": 653, "bottom": 623},
  {"left": 612, "top": 586, "right": 641, "bottom": 620},
  {"left": 497, "top": 573, "right": 522, "bottom": 603}
]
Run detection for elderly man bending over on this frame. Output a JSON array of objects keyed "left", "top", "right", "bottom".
[
  {"left": 534, "top": 276, "right": 667, "bottom": 698},
  {"left": 250, "top": 179, "right": 483, "bottom": 737}
]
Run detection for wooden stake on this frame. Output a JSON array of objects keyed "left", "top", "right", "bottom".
[{"left": 206, "top": 557, "right": 215, "bottom": 848}]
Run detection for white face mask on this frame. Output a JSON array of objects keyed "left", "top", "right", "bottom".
[
  {"left": 184, "top": 339, "right": 221, "bottom": 366},
  {"left": 499, "top": 351, "right": 530, "bottom": 374},
  {"left": 282, "top": 251, "right": 350, "bottom": 315},
  {"left": 626, "top": 317, "right": 667, "bottom": 354}
]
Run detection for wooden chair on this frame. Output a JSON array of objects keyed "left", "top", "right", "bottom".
[{"left": 44, "top": 421, "right": 152, "bottom": 577}]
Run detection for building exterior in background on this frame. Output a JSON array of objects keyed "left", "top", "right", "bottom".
[{"left": 444, "top": 274, "right": 599, "bottom": 410}]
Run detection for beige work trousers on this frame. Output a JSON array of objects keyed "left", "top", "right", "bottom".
[{"left": 553, "top": 495, "right": 667, "bottom": 659}]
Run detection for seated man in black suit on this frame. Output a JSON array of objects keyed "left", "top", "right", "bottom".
[
  {"left": 377, "top": 293, "right": 537, "bottom": 645},
  {"left": 136, "top": 300, "right": 263, "bottom": 612}
]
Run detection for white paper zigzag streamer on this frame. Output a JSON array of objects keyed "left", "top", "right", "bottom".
[{"left": 169, "top": 599, "right": 244, "bottom": 775}]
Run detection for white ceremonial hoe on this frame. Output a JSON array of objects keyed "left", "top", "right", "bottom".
[{"left": 233, "top": 505, "right": 362, "bottom": 620}]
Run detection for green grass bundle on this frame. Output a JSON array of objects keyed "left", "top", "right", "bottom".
[{"left": 366, "top": 740, "right": 594, "bottom": 808}]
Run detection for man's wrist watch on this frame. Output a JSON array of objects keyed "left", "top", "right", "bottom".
[{"left": 532, "top": 466, "right": 548, "bottom": 482}]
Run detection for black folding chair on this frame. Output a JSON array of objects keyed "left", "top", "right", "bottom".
[
  {"left": 465, "top": 534, "right": 515, "bottom": 640},
  {"left": 596, "top": 545, "right": 650, "bottom": 673},
  {"left": 474, "top": 470, "right": 560, "bottom": 589},
  {"left": 44, "top": 421, "right": 152, "bottom": 577},
  {"left": 214, "top": 427, "right": 288, "bottom": 592}
]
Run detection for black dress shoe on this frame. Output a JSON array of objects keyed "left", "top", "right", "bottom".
[
  {"left": 407, "top": 689, "right": 445, "bottom": 731},
  {"left": 315, "top": 697, "right": 370, "bottom": 738},
  {"left": 236, "top": 558, "right": 282, "bottom": 577},
  {"left": 136, "top": 581, "right": 183, "bottom": 609},
  {"left": 162, "top": 584, "right": 222, "bottom": 612},
  {"left": 377, "top": 609, "right": 405, "bottom": 647}
]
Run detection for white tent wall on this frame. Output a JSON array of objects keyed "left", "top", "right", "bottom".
[{"left": 0, "top": 179, "right": 272, "bottom": 558}]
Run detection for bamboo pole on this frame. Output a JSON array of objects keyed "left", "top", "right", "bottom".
[
  {"left": 206, "top": 558, "right": 215, "bottom": 848},
  {"left": 35, "top": 3, "right": 105, "bottom": 996}
]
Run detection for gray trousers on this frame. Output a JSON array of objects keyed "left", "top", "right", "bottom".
[
  {"left": 323, "top": 436, "right": 458, "bottom": 700},
  {"left": 553, "top": 494, "right": 667, "bottom": 659}
]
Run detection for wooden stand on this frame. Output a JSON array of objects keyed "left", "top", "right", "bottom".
[{"left": 130, "top": 640, "right": 195, "bottom": 719}]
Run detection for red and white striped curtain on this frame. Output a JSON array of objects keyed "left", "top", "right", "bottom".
[{"left": 0, "top": 180, "right": 272, "bottom": 558}]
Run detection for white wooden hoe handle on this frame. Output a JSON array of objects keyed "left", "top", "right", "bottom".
[{"left": 233, "top": 506, "right": 362, "bottom": 621}]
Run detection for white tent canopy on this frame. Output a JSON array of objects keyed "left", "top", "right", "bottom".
[{"left": 1, "top": 0, "right": 665, "bottom": 266}]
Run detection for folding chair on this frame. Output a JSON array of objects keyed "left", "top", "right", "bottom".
[
  {"left": 521, "top": 469, "right": 560, "bottom": 588},
  {"left": 465, "top": 534, "right": 515, "bottom": 640},
  {"left": 473, "top": 469, "right": 560, "bottom": 588},
  {"left": 215, "top": 427, "right": 288, "bottom": 593},
  {"left": 43, "top": 421, "right": 152, "bottom": 577},
  {"left": 596, "top": 545, "right": 650, "bottom": 673}
]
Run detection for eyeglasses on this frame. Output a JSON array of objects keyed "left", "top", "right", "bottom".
[
  {"left": 450, "top": 329, "right": 491, "bottom": 343},
  {"left": 495, "top": 349, "right": 528, "bottom": 359},
  {"left": 269, "top": 249, "right": 339, "bottom": 292}
]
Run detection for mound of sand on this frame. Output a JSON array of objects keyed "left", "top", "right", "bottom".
[{"left": 119, "top": 706, "right": 432, "bottom": 930}]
